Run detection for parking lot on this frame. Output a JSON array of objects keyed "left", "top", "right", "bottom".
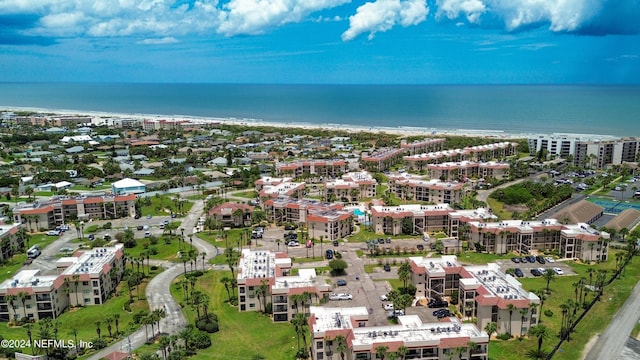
[{"left": 496, "top": 257, "right": 576, "bottom": 278}]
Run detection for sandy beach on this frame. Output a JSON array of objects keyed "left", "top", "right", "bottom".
[{"left": 1, "top": 105, "right": 611, "bottom": 140}]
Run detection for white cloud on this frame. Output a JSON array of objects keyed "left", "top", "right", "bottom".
[
  {"left": 217, "top": 0, "right": 350, "bottom": 36},
  {"left": 435, "top": 0, "right": 604, "bottom": 33},
  {"left": 137, "top": 36, "right": 179, "bottom": 45},
  {"left": 342, "top": 0, "right": 428, "bottom": 41}
]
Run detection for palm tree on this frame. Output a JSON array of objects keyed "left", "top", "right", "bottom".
[
  {"left": 256, "top": 280, "right": 269, "bottom": 313},
  {"left": 95, "top": 321, "right": 102, "bottom": 340},
  {"left": 335, "top": 334, "right": 347, "bottom": 360},
  {"left": 159, "top": 335, "right": 171, "bottom": 360},
  {"left": 506, "top": 303, "right": 517, "bottom": 336},
  {"left": 397, "top": 345, "right": 408, "bottom": 360},
  {"left": 6, "top": 295, "right": 16, "bottom": 321},
  {"left": 106, "top": 316, "right": 113, "bottom": 338},
  {"left": 220, "top": 277, "right": 232, "bottom": 301},
  {"left": 586, "top": 267, "right": 596, "bottom": 287},
  {"left": 376, "top": 345, "right": 389, "bottom": 360},
  {"left": 290, "top": 313, "right": 308, "bottom": 351},
  {"left": 114, "top": 314, "right": 121, "bottom": 336},
  {"left": 201, "top": 252, "right": 207, "bottom": 272},
  {"left": 484, "top": 321, "right": 497, "bottom": 340},
  {"left": 18, "top": 291, "right": 28, "bottom": 319},
  {"left": 398, "top": 262, "right": 412, "bottom": 290},
  {"left": 542, "top": 269, "right": 556, "bottom": 293},
  {"left": 529, "top": 324, "right": 551, "bottom": 354},
  {"left": 519, "top": 308, "right": 529, "bottom": 335},
  {"left": 153, "top": 308, "right": 167, "bottom": 335}
]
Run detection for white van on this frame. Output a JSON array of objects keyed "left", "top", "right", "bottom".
[{"left": 145, "top": 231, "right": 151, "bottom": 238}]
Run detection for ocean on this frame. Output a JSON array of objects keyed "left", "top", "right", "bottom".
[{"left": 0, "top": 83, "right": 639, "bottom": 136}]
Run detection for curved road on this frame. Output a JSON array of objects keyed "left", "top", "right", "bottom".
[{"left": 88, "top": 199, "right": 218, "bottom": 360}]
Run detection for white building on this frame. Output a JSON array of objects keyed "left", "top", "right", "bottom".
[{"left": 111, "top": 178, "right": 146, "bottom": 195}]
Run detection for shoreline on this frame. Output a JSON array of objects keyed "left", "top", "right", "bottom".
[{"left": 1, "top": 105, "right": 622, "bottom": 140}]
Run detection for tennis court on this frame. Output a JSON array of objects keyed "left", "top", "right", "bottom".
[{"left": 588, "top": 197, "right": 640, "bottom": 214}]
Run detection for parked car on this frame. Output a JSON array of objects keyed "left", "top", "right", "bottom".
[
  {"left": 514, "top": 268, "right": 524, "bottom": 277},
  {"left": 383, "top": 303, "right": 394, "bottom": 310},
  {"left": 137, "top": 225, "right": 144, "bottom": 231},
  {"left": 544, "top": 257, "right": 555, "bottom": 263},
  {"left": 511, "top": 257, "right": 521, "bottom": 263},
  {"left": 383, "top": 264, "right": 391, "bottom": 272},
  {"left": 434, "top": 309, "right": 451, "bottom": 319},
  {"left": 336, "top": 279, "right": 347, "bottom": 286},
  {"left": 333, "top": 240, "right": 339, "bottom": 246},
  {"left": 145, "top": 232, "right": 151, "bottom": 238},
  {"left": 536, "top": 256, "right": 546, "bottom": 264},
  {"left": 385, "top": 238, "right": 391, "bottom": 244},
  {"left": 526, "top": 256, "right": 536, "bottom": 263},
  {"left": 287, "top": 241, "right": 299, "bottom": 247},
  {"left": 329, "top": 293, "right": 353, "bottom": 300},
  {"left": 416, "top": 244, "right": 424, "bottom": 251},
  {"left": 284, "top": 224, "right": 297, "bottom": 230},
  {"left": 428, "top": 299, "right": 448, "bottom": 308},
  {"left": 380, "top": 294, "right": 388, "bottom": 301},
  {"left": 531, "top": 269, "right": 542, "bottom": 276},
  {"left": 553, "top": 267, "right": 564, "bottom": 275},
  {"left": 387, "top": 310, "right": 404, "bottom": 318},
  {"left": 47, "top": 230, "right": 61, "bottom": 236},
  {"left": 377, "top": 238, "right": 385, "bottom": 244},
  {"left": 146, "top": 214, "right": 152, "bottom": 219},
  {"left": 326, "top": 249, "right": 334, "bottom": 260},
  {"left": 88, "top": 234, "right": 95, "bottom": 241},
  {"left": 538, "top": 267, "right": 546, "bottom": 275}
]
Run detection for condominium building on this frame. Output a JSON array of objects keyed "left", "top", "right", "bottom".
[
  {"left": 0, "top": 223, "right": 25, "bottom": 262},
  {"left": 427, "top": 161, "right": 510, "bottom": 182},
  {"left": 404, "top": 142, "right": 518, "bottom": 170},
  {"left": 309, "top": 306, "right": 489, "bottom": 360},
  {"left": 324, "top": 171, "right": 377, "bottom": 202},
  {"left": 263, "top": 197, "right": 353, "bottom": 241},
  {"left": 370, "top": 204, "right": 453, "bottom": 235},
  {"left": 527, "top": 134, "right": 639, "bottom": 169},
  {"left": 236, "top": 250, "right": 330, "bottom": 322},
  {"left": 361, "top": 148, "right": 405, "bottom": 172},
  {"left": 258, "top": 181, "right": 306, "bottom": 201},
  {"left": 0, "top": 245, "right": 125, "bottom": 322},
  {"left": 254, "top": 177, "right": 294, "bottom": 191},
  {"left": 16, "top": 194, "right": 137, "bottom": 228},
  {"left": 400, "top": 138, "right": 446, "bottom": 155},
  {"left": 466, "top": 219, "right": 610, "bottom": 261},
  {"left": 410, "top": 255, "right": 540, "bottom": 337},
  {"left": 388, "top": 175, "right": 465, "bottom": 204},
  {"left": 275, "top": 160, "right": 348, "bottom": 179}
]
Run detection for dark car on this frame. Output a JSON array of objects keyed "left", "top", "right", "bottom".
[
  {"left": 337, "top": 279, "right": 347, "bottom": 286},
  {"left": 385, "top": 238, "right": 391, "bottom": 244},
  {"left": 428, "top": 299, "right": 448, "bottom": 308},
  {"left": 326, "top": 249, "right": 334, "bottom": 260},
  {"left": 511, "top": 257, "right": 521, "bottom": 263},
  {"left": 416, "top": 244, "right": 425, "bottom": 251},
  {"left": 383, "top": 264, "right": 391, "bottom": 272},
  {"left": 284, "top": 224, "right": 297, "bottom": 230},
  {"left": 137, "top": 225, "right": 144, "bottom": 231},
  {"left": 333, "top": 240, "right": 339, "bottom": 247},
  {"left": 531, "top": 269, "right": 542, "bottom": 277},
  {"left": 536, "top": 256, "right": 546, "bottom": 264},
  {"left": 377, "top": 238, "right": 385, "bottom": 244},
  {"left": 526, "top": 256, "right": 536, "bottom": 263},
  {"left": 88, "top": 234, "right": 95, "bottom": 241},
  {"left": 514, "top": 268, "right": 524, "bottom": 277},
  {"left": 434, "top": 309, "right": 452, "bottom": 319}
]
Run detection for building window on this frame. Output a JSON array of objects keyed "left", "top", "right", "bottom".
[
  {"left": 239, "top": 287, "right": 245, "bottom": 294},
  {"left": 249, "top": 303, "right": 256, "bottom": 309},
  {"left": 317, "top": 341, "right": 323, "bottom": 349},
  {"left": 92, "top": 281, "right": 99, "bottom": 287},
  {"left": 248, "top": 286, "right": 254, "bottom": 291},
  {"left": 82, "top": 281, "right": 89, "bottom": 286}
]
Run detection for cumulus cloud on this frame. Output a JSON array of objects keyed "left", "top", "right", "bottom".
[
  {"left": 342, "top": 0, "right": 428, "bottom": 41},
  {"left": 435, "top": 0, "right": 640, "bottom": 35},
  {"left": 217, "top": 0, "right": 350, "bottom": 35}
]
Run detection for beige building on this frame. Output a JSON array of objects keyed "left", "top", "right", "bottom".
[
  {"left": 388, "top": 176, "right": 465, "bottom": 205},
  {"left": 309, "top": 306, "right": 489, "bottom": 360},
  {"left": 404, "top": 142, "right": 518, "bottom": 171},
  {"left": 427, "top": 161, "right": 510, "bottom": 182},
  {"left": 236, "top": 250, "right": 330, "bottom": 322},
  {"left": 361, "top": 148, "right": 405, "bottom": 172},
  {"left": 254, "top": 177, "right": 294, "bottom": 191},
  {"left": 16, "top": 194, "right": 137, "bottom": 229},
  {"left": 410, "top": 255, "right": 539, "bottom": 337},
  {"left": 324, "top": 171, "right": 377, "bottom": 202},
  {"left": 467, "top": 219, "right": 610, "bottom": 261},
  {"left": 258, "top": 181, "right": 306, "bottom": 201},
  {"left": 400, "top": 138, "right": 446, "bottom": 155},
  {"left": 0, "top": 223, "right": 25, "bottom": 262},
  {"left": 275, "top": 160, "right": 348, "bottom": 179},
  {"left": 0, "top": 245, "right": 125, "bottom": 322}
]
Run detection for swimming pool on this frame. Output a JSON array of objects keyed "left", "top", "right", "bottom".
[
  {"left": 587, "top": 197, "right": 640, "bottom": 214},
  {"left": 353, "top": 209, "right": 365, "bottom": 216}
]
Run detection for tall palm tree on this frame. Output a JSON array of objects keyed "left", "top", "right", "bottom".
[
  {"left": 95, "top": 321, "right": 102, "bottom": 340},
  {"left": 397, "top": 345, "right": 408, "bottom": 360},
  {"left": 506, "top": 303, "right": 517, "bottom": 336},
  {"left": 18, "top": 291, "right": 28, "bottom": 319},
  {"left": 256, "top": 280, "right": 269, "bottom": 313},
  {"left": 529, "top": 324, "right": 551, "bottom": 353},
  {"left": 542, "top": 269, "right": 556, "bottom": 293},
  {"left": 519, "top": 308, "right": 529, "bottom": 335},
  {"left": 114, "top": 314, "right": 121, "bottom": 336},
  {"left": 484, "top": 322, "right": 497, "bottom": 340},
  {"left": 376, "top": 345, "right": 389, "bottom": 360},
  {"left": 335, "top": 335, "right": 347, "bottom": 360}
]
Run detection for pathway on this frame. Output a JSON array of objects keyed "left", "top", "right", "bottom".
[{"left": 88, "top": 199, "right": 219, "bottom": 360}]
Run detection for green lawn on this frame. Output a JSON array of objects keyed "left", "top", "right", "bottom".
[
  {"left": 347, "top": 228, "right": 422, "bottom": 243},
  {"left": 457, "top": 251, "right": 514, "bottom": 265},
  {"left": 70, "top": 184, "right": 112, "bottom": 191},
  {"left": 0, "top": 234, "right": 61, "bottom": 282},
  {"left": 0, "top": 269, "right": 155, "bottom": 358},
  {"left": 140, "top": 195, "right": 193, "bottom": 217},
  {"left": 123, "top": 236, "right": 195, "bottom": 262},
  {"left": 232, "top": 190, "right": 257, "bottom": 199},
  {"left": 488, "top": 249, "right": 639, "bottom": 360},
  {"left": 167, "top": 271, "right": 298, "bottom": 360},
  {"left": 485, "top": 198, "right": 513, "bottom": 220}
]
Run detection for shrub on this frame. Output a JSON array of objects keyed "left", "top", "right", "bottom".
[
  {"left": 148, "top": 247, "right": 159, "bottom": 255},
  {"left": 90, "top": 338, "right": 108, "bottom": 350},
  {"left": 497, "top": 333, "right": 512, "bottom": 340},
  {"left": 205, "top": 321, "right": 219, "bottom": 333},
  {"left": 150, "top": 237, "right": 159, "bottom": 245},
  {"left": 123, "top": 303, "right": 131, "bottom": 312},
  {"left": 544, "top": 309, "right": 554, "bottom": 317},
  {"left": 192, "top": 330, "right": 212, "bottom": 349},
  {"left": 103, "top": 222, "right": 112, "bottom": 230},
  {"left": 150, "top": 265, "right": 158, "bottom": 271}
]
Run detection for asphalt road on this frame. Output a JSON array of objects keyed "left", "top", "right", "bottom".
[
  {"left": 584, "top": 276, "right": 640, "bottom": 360},
  {"left": 88, "top": 199, "right": 219, "bottom": 360}
]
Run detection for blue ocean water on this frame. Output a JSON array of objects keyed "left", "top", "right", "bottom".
[{"left": 0, "top": 83, "right": 639, "bottom": 136}]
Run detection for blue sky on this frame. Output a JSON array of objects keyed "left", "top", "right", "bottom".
[{"left": 1, "top": 0, "right": 639, "bottom": 84}]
